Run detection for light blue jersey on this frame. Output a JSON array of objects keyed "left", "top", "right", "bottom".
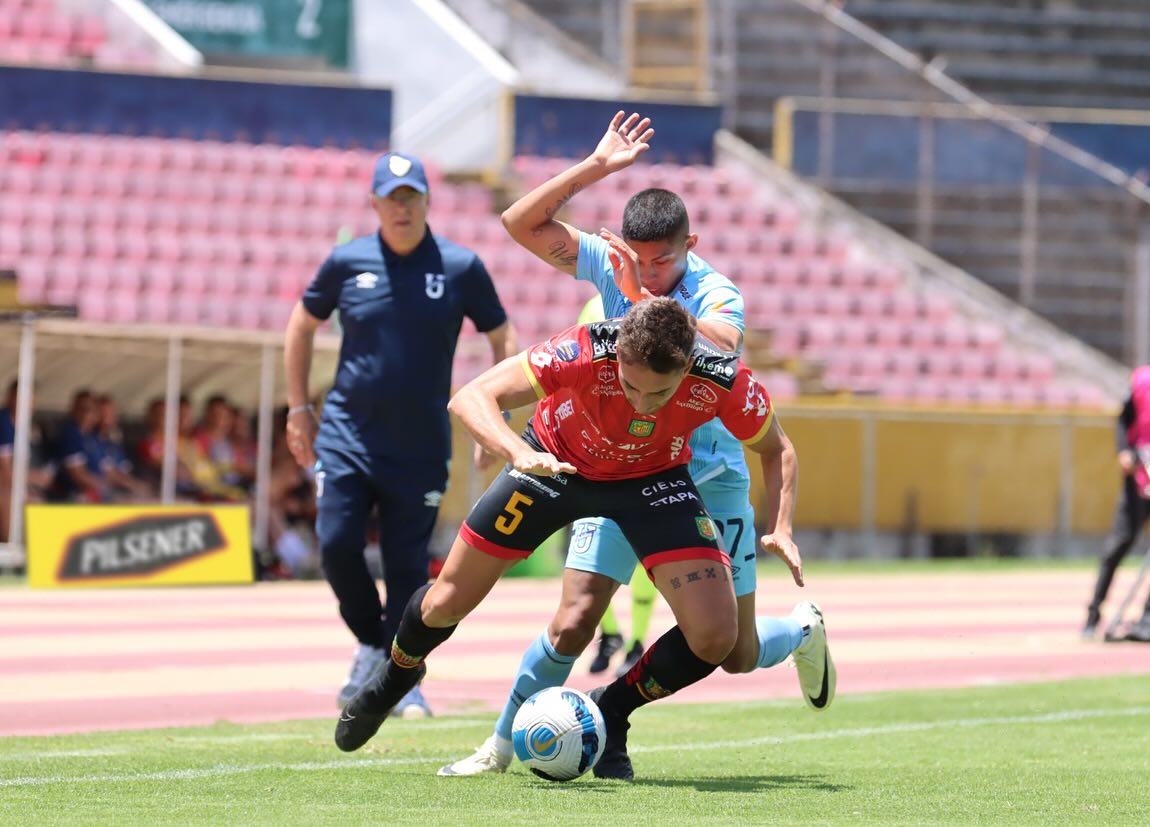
[
  {"left": 572, "top": 232, "right": 758, "bottom": 595},
  {"left": 575, "top": 231, "right": 750, "bottom": 486}
]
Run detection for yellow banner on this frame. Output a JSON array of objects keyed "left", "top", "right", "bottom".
[{"left": 26, "top": 504, "right": 253, "bottom": 588}]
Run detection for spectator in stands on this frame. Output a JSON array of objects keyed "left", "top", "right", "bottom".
[
  {"left": 47, "top": 389, "right": 105, "bottom": 503},
  {"left": 441, "top": 110, "right": 824, "bottom": 777},
  {"left": 194, "top": 394, "right": 251, "bottom": 495},
  {"left": 1084, "top": 365, "right": 1150, "bottom": 642},
  {"left": 93, "top": 394, "right": 152, "bottom": 501},
  {"left": 335, "top": 298, "right": 827, "bottom": 783},
  {"left": 0, "top": 381, "right": 53, "bottom": 521},
  {"left": 136, "top": 395, "right": 202, "bottom": 500},
  {"left": 226, "top": 404, "right": 257, "bottom": 492},
  {"left": 283, "top": 150, "right": 518, "bottom": 717}
]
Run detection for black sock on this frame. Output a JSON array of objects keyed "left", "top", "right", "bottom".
[
  {"left": 598, "top": 625, "right": 719, "bottom": 718},
  {"left": 358, "top": 584, "right": 457, "bottom": 711},
  {"left": 389, "top": 583, "right": 457, "bottom": 668}
]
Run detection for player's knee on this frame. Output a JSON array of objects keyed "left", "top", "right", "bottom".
[
  {"left": 683, "top": 619, "right": 738, "bottom": 665},
  {"left": 548, "top": 606, "right": 600, "bottom": 656},
  {"left": 719, "top": 639, "right": 758, "bottom": 674}
]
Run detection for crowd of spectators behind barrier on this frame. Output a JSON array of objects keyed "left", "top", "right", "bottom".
[{"left": 0, "top": 380, "right": 320, "bottom": 578}]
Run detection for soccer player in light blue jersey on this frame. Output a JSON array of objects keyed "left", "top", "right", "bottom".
[{"left": 439, "top": 111, "right": 835, "bottom": 778}]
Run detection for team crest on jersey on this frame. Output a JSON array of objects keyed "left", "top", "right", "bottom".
[
  {"left": 627, "top": 418, "right": 655, "bottom": 438},
  {"left": 696, "top": 517, "right": 718, "bottom": 541},
  {"left": 555, "top": 339, "right": 581, "bottom": 362},
  {"left": 425, "top": 272, "right": 445, "bottom": 299}
]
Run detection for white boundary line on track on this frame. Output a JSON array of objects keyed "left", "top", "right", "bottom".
[{"left": 4, "top": 706, "right": 1149, "bottom": 787}]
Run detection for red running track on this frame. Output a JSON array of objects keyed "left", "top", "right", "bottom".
[{"left": 1, "top": 570, "right": 1146, "bottom": 736}]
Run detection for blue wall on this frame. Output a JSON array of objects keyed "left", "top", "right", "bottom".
[
  {"left": 514, "top": 95, "right": 722, "bottom": 164},
  {"left": 0, "top": 66, "right": 391, "bottom": 148},
  {"left": 792, "top": 110, "right": 1150, "bottom": 187}
]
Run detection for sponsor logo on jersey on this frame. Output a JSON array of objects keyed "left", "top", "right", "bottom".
[
  {"left": 742, "top": 381, "right": 769, "bottom": 417},
  {"left": 627, "top": 419, "right": 655, "bottom": 438},
  {"left": 555, "top": 399, "right": 575, "bottom": 423},
  {"left": 690, "top": 383, "right": 719, "bottom": 404},
  {"left": 555, "top": 339, "right": 580, "bottom": 362},
  {"left": 354, "top": 272, "right": 378, "bottom": 289},
  {"left": 423, "top": 490, "right": 443, "bottom": 508},
  {"left": 691, "top": 352, "right": 738, "bottom": 388},
  {"left": 588, "top": 321, "right": 621, "bottom": 360}
]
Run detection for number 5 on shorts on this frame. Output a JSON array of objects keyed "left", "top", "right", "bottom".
[{"left": 494, "top": 491, "right": 534, "bottom": 535}]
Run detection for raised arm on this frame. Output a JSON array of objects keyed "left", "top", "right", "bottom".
[{"left": 501, "top": 111, "right": 654, "bottom": 277}]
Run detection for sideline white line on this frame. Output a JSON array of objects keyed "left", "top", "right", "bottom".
[
  {"left": 0, "top": 748, "right": 130, "bottom": 762},
  {"left": 4, "top": 706, "right": 1148, "bottom": 787}
]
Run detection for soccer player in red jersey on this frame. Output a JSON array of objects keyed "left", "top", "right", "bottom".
[{"left": 334, "top": 298, "right": 805, "bottom": 779}]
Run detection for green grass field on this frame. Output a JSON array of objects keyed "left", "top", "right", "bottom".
[{"left": 3, "top": 675, "right": 1147, "bottom": 825}]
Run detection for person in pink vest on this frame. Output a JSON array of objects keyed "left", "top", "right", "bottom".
[{"left": 1083, "top": 365, "right": 1150, "bottom": 641}]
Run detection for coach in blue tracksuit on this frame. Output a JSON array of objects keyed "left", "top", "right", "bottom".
[{"left": 284, "top": 152, "right": 517, "bottom": 714}]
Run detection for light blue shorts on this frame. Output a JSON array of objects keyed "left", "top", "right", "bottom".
[{"left": 565, "top": 475, "right": 758, "bottom": 597}]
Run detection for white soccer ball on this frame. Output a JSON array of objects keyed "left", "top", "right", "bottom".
[{"left": 511, "top": 687, "right": 606, "bottom": 781}]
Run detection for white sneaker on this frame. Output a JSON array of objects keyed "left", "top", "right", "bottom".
[
  {"left": 337, "top": 644, "right": 387, "bottom": 708},
  {"left": 791, "top": 602, "right": 836, "bottom": 711},
  {"left": 437, "top": 734, "right": 513, "bottom": 776},
  {"left": 395, "top": 683, "right": 433, "bottom": 719}
]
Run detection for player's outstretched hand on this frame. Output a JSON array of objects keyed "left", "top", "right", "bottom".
[
  {"left": 591, "top": 111, "right": 654, "bottom": 174},
  {"left": 513, "top": 451, "right": 577, "bottom": 477},
  {"left": 760, "top": 532, "right": 804, "bottom": 587}
]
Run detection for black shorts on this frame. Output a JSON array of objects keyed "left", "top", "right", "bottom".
[{"left": 460, "top": 426, "right": 730, "bottom": 575}]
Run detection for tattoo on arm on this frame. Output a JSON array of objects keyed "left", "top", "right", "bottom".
[
  {"left": 543, "top": 183, "right": 583, "bottom": 222},
  {"left": 547, "top": 240, "right": 578, "bottom": 266}
]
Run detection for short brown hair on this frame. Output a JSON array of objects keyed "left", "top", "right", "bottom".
[{"left": 617, "top": 297, "right": 697, "bottom": 374}]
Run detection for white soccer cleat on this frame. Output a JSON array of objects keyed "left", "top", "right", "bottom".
[
  {"left": 337, "top": 644, "right": 388, "bottom": 708},
  {"left": 791, "top": 601, "right": 836, "bottom": 711},
  {"left": 437, "top": 734, "right": 513, "bottom": 776}
]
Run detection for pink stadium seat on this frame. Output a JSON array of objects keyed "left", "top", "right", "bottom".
[
  {"left": 886, "top": 349, "right": 923, "bottom": 378},
  {"left": 782, "top": 289, "right": 818, "bottom": 320}
]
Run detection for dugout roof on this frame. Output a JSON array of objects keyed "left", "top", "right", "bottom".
[{"left": 0, "top": 314, "right": 341, "bottom": 415}]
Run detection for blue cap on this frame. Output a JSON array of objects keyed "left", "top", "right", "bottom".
[{"left": 371, "top": 152, "right": 429, "bottom": 197}]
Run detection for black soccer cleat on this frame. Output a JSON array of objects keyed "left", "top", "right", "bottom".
[
  {"left": 614, "top": 640, "right": 645, "bottom": 679},
  {"left": 334, "top": 662, "right": 426, "bottom": 752},
  {"left": 588, "top": 633, "right": 623, "bottom": 674},
  {"left": 588, "top": 686, "right": 634, "bottom": 781}
]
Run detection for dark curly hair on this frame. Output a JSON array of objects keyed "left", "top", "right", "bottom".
[
  {"left": 621, "top": 188, "right": 689, "bottom": 243},
  {"left": 617, "top": 297, "right": 697, "bottom": 374}
]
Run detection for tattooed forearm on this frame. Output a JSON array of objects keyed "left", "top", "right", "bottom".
[
  {"left": 547, "top": 240, "right": 578, "bottom": 266},
  {"left": 542, "top": 183, "right": 583, "bottom": 221}
]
